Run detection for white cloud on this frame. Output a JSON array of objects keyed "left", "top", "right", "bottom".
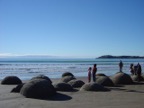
[
  {"left": 0, "top": 53, "right": 58, "bottom": 58},
  {"left": 0, "top": 53, "right": 15, "bottom": 57}
]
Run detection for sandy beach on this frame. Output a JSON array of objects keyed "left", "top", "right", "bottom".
[{"left": 0, "top": 77, "right": 144, "bottom": 108}]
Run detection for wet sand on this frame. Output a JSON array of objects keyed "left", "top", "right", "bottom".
[{"left": 0, "top": 77, "right": 144, "bottom": 108}]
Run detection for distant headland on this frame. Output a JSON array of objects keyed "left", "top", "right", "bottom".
[{"left": 97, "top": 55, "right": 144, "bottom": 59}]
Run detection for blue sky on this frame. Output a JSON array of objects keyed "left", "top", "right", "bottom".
[{"left": 0, "top": 0, "right": 144, "bottom": 58}]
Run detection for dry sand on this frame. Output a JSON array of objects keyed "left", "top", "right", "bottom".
[{"left": 0, "top": 77, "right": 144, "bottom": 108}]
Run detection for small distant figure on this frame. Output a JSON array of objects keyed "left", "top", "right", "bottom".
[
  {"left": 136, "top": 63, "right": 142, "bottom": 82},
  {"left": 119, "top": 60, "right": 123, "bottom": 72},
  {"left": 129, "top": 63, "right": 134, "bottom": 75},
  {"left": 88, "top": 67, "right": 92, "bottom": 83},
  {"left": 92, "top": 64, "right": 97, "bottom": 82}
]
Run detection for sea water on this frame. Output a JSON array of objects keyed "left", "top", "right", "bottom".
[{"left": 0, "top": 58, "right": 144, "bottom": 80}]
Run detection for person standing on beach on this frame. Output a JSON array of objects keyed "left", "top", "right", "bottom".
[
  {"left": 92, "top": 64, "right": 97, "bottom": 82},
  {"left": 88, "top": 67, "right": 92, "bottom": 83},
  {"left": 137, "top": 63, "right": 142, "bottom": 82},
  {"left": 119, "top": 60, "right": 123, "bottom": 72},
  {"left": 130, "top": 63, "right": 134, "bottom": 75}
]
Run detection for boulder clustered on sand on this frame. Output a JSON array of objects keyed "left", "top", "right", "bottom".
[
  {"left": 20, "top": 78, "right": 56, "bottom": 99},
  {"left": 62, "top": 72, "right": 75, "bottom": 78},
  {"left": 131, "top": 75, "right": 144, "bottom": 82},
  {"left": 96, "top": 76, "right": 114, "bottom": 87},
  {"left": 1, "top": 76, "right": 22, "bottom": 85},
  {"left": 80, "top": 82, "right": 110, "bottom": 91},
  {"left": 111, "top": 72, "right": 133, "bottom": 85},
  {"left": 60, "top": 76, "right": 76, "bottom": 83},
  {"left": 31, "top": 74, "right": 52, "bottom": 84},
  {"left": 54, "top": 72, "right": 84, "bottom": 91},
  {"left": 2, "top": 71, "right": 144, "bottom": 100},
  {"left": 11, "top": 83, "right": 24, "bottom": 93},
  {"left": 53, "top": 82, "right": 73, "bottom": 91},
  {"left": 68, "top": 79, "right": 85, "bottom": 88}
]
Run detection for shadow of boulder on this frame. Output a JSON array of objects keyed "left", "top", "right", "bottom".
[{"left": 48, "top": 93, "right": 72, "bottom": 101}]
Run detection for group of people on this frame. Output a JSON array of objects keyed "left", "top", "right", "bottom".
[
  {"left": 88, "top": 64, "right": 97, "bottom": 82},
  {"left": 88, "top": 60, "right": 142, "bottom": 83},
  {"left": 130, "top": 63, "right": 142, "bottom": 81},
  {"left": 119, "top": 60, "right": 142, "bottom": 78}
]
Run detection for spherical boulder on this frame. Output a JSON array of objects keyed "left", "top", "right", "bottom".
[
  {"left": 20, "top": 79, "right": 56, "bottom": 99},
  {"left": 60, "top": 76, "right": 76, "bottom": 83},
  {"left": 96, "top": 76, "right": 114, "bottom": 86},
  {"left": 111, "top": 72, "right": 133, "bottom": 85},
  {"left": 11, "top": 83, "right": 24, "bottom": 93},
  {"left": 62, "top": 72, "right": 74, "bottom": 78},
  {"left": 31, "top": 74, "right": 52, "bottom": 84},
  {"left": 68, "top": 79, "right": 85, "bottom": 88},
  {"left": 1, "top": 76, "right": 22, "bottom": 85},
  {"left": 80, "top": 83, "right": 110, "bottom": 91},
  {"left": 131, "top": 75, "right": 144, "bottom": 82},
  {"left": 53, "top": 82, "right": 73, "bottom": 91}
]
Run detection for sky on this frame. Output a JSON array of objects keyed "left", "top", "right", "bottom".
[{"left": 0, "top": 0, "right": 144, "bottom": 58}]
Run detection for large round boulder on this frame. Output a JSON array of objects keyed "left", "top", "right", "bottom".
[
  {"left": 53, "top": 82, "right": 73, "bottom": 91},
  {"left": 20, "top": 79, "right": 56, "bottom": 99},
  {"left": 111, "top": 72, "right": 133, "bottom": 85},
  {"left": 80, "top": 83, "right": 110, "bottom": 91},
  {"left": 68, "top": 79, "right": 85, "bottom": 88},
  {"left": 1, "top": 76, "right": 22, "bottom": 85},
  {"left": 31, "top": 74, "right": 52, "bottom": 84},
  {"left": 60, "top": 76, "right": 76, "bottom": 83},
  {"left": 96, "top": 76, "right": 114, "bottom": 86},
  {"left": 62, "top": 72, "right": 74, "bottom": 78},
  {"left": 131, "top": 75, "right": 144, "bottom": 82}
]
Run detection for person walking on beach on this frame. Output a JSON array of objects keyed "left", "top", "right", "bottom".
[
  {"left": 119, "top": 60, "right": 123, "bottom": 72},
  {"left": 92, "top": 64, "right": 97, "bottom": 82},
  {"left": 88, "top": 67, "right": 92, "bottom": 83}
]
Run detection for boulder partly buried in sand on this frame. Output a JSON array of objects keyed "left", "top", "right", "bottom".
[
  {"left": 96, "top": 76, "right": 114, "bottom": 87},
  {"left": 20, "top": 79, "right": 56, "bottom": 99},
  {"left": 111, "top": 72, "right": 133, "bottom": 85},
  {"left": 68, "top": 79, "right": 85, "bottom": 88},
  {"left": 31, "top": 74, "right": 52, "bottom": 84},
  {"left": 131, "top": 75, "right": 144, "bottom": 82},
  {"left": 53, "top": 82, "right": 73, "bottom": 91},
  {"left": 11, "top": 83, "right": 24, "bottom": 93},
  {"left": 80, "top": 83, "right": 110, "bottom": 91},
  {"left": 60, "top": 76, "right": 76, "bottom": 83},
  {"left": 62, "top": 72, "right": 74, "bottom": 78},
  {"left": 1, "top": 76, "right": 22, "bottom": 85}
]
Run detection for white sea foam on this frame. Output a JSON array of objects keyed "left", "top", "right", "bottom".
[{"left": 0, "top": 58, "right": 144, "bottom": 80}]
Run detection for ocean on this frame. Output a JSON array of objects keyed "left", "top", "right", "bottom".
[{"left": 0, "top": 57, "right": 144, "bottom": 80}]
